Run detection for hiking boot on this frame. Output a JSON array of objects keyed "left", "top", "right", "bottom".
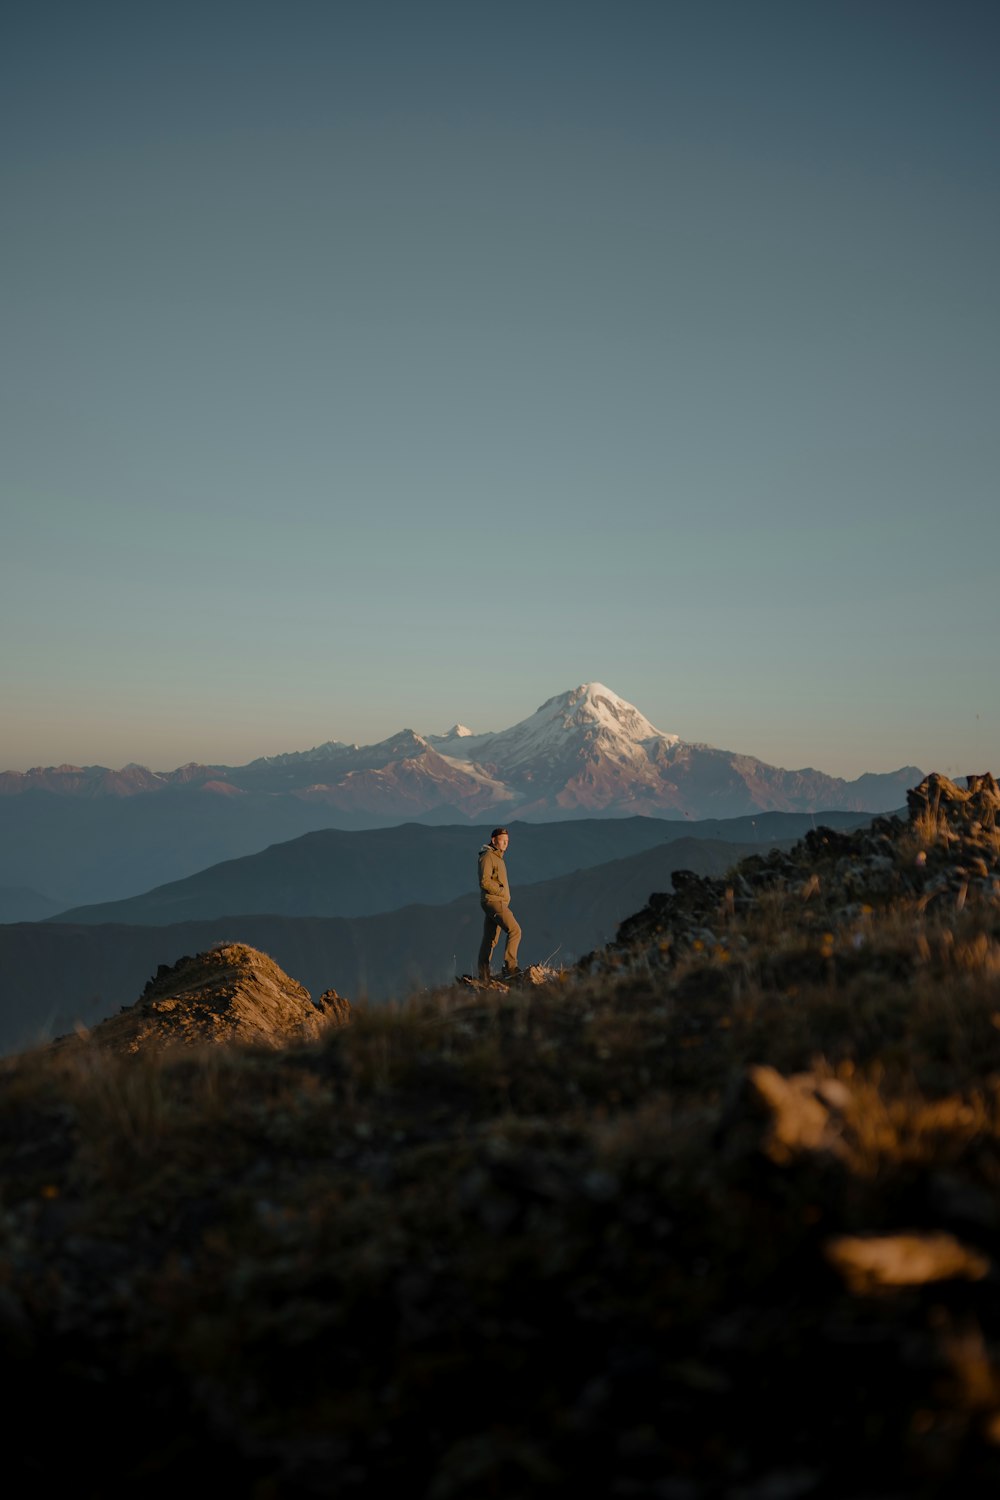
[{"left": 503, "top": 966, "right": 522, "bottom": 980}]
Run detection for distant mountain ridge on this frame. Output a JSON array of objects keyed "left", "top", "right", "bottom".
[
  {"left": 2, "top": 682, "right": 920, "bottom": 816},
  {"left": 0, "top": 832, "right": 790, "bottom": 1057},
  {"left": 0, "top": 683, "right": 922, "bottom": 908},
  {"left": 48, "top": 809, "right": 875, "bottom": 928}
]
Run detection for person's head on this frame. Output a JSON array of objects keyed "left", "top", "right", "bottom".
[{"left": 490, "top": 826, "right": 509, "bottom": 851}]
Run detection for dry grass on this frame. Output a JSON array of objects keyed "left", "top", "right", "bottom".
[{"left": 4, "top": 785, "right": 1000, "bottom": 1496}]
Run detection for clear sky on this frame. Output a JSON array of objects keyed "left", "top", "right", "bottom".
[{"left": 3, "top": 0, "right": 997, "bottom": 781}]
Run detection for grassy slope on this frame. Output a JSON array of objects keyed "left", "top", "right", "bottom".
[{"left": 2, "top": 778, "right": 1000, "bottom": 1497}]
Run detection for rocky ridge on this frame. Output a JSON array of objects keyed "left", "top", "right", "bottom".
[
  {"left": 54, "top": 943, "right": 350, "bottom": 1057},
  {"left": 591, "top": 771, "right": 1000, "bottom": 976}
]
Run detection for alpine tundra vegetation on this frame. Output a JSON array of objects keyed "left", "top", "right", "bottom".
[{"left": 3, "top": 772, "right": 1000, "bottom": 1498}]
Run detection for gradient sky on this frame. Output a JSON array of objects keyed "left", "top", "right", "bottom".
[{"left": 3, "top": 0, "right": 997, "bottom": 781}]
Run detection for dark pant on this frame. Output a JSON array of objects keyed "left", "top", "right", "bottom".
[{"left": 478, "top": 901, "right": 521, "bottom": 977}]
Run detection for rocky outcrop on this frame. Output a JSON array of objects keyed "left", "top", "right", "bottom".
[
  {"left": 906, "top": 770, "right": 1000, "bottom": 826},
  {"left": 56, "top": 942, "right": 350, "bottom": 1056},
  {"left": 589, "top": 771, "right": 1000, "bottom": 976}
]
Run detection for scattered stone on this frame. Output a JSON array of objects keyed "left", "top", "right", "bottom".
[
  {"left": 315, "top": 989, "right": 352, "bottom": 1028},
  {"left": 717, "top": 1065, "right": 851, "bottom": 1166},
  {"left": 456, "top": 964, "right": 560, "bottom": 994},
  {"left": 824, "top": 1231, "right": 991, "bottom": 1293}
]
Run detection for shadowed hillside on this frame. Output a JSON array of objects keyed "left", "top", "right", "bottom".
[{"left": 2, "top": 773, "right": 1000, "bottom": 1496}]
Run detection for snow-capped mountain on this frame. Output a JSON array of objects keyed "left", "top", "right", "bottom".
[
  {"left": 430, "top": 682, "right": 675, "bottom": 770},
  {"left": 0, "top": 682, "right": 924, "bottom": 908},
  {"left": 164, "top": 678, "right": 918, "bottom": 821},
  {"left": 432, "top": 682, "right": 918, "bottom": 820},
  {"left": 425, "top": 683, "right": 681, "bottom": 816},
  {"left": 0, "top": 682, "right": 921, "bottom": 823}
]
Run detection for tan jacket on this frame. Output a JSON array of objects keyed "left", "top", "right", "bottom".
[{"left": 478, "top": 843, "right": 510, "bottom": 908}]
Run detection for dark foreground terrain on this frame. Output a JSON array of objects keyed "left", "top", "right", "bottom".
[{"left": 3, "top": 773, "right": 1000, "bottom": 1498}]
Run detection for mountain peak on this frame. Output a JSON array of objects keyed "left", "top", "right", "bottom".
[
  {"left": 0, "top": 686, "right": 923, "bottom": 842},
  {"left": 542, "top": 683, "right": 671, "bottom": 742}
]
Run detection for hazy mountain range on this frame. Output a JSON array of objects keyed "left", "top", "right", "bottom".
[
  {"left": 0, "top": 826, "right": 823, "bottom": 1058},
  {"left": 0, "top": 683, "right": 921, "bottom": 909},
  {"left": 47, "top": 809, "right": 870, "bottom": 927},
  {"left": 0, "top": 804, "right": 886, "bottom": 1058}
]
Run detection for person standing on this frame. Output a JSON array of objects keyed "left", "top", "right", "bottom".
[{"left": 477, "top": 826, "right": 522, "bottom": 980}]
